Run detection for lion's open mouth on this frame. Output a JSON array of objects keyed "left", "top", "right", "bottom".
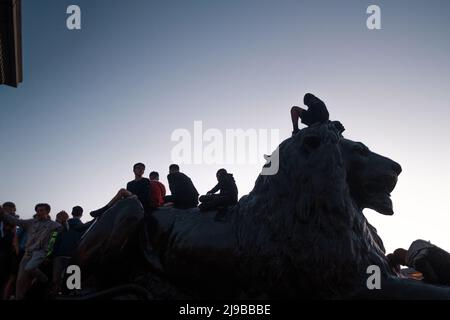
[{"left": 363, "top": 175, "right": 398, "bottom": 215}]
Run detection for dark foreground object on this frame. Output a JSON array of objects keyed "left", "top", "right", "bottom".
[{"left": 75, "top": 122, "right": 450, "bottom": 299}]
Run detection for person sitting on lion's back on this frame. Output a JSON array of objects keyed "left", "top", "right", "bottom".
[
  {"left": 290, "top": 93, "right": 330, "bottom": 135},
  {"left": 165, "top": 164, "right": 199, "bottom": 209},
  {"left": 90, "top": 162, "right": 153, "bottom": 218},
  {"left": 126, "top": 163, "right": 153, "bottom": 212},
  {"left": 149, "top": 171, "right": 166, "bottom": 208},
  {"left": 199, "top": 169, "right": 238, "bottom": 212}
]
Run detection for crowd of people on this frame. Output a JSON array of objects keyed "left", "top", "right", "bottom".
[
  {"left": 0, "top": 92, "right": 327, "bottom": 300},
  {"left": 0, "top": 163, "right": 239, "bottom": 299}
]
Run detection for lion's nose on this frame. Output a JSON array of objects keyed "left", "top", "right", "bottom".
[{"left": 392, "top": 161, "right": 402, "bottom": 175}]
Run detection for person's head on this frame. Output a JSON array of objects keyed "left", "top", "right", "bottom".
[
  {"left": 133, "top": 163, "right": 146, "bottom": 178},
  {"left": 216, "top": 168, "right": 228, "bottom": 181},
  {"left": 71, "top": 206, "right": 83, "bottom": 218},
  {"left": 392, "top": 248, "right": 408, "bottom": 266},
  {"left": 34, "top": 203, "right": 51, "bottom": 220},
  {"left": 2, "top": 202, "right": 16, "bottom": 215},
  {"left": 169, "top": 164, "right": 180, "bottom": 174},
  {"left": 56, "top": 211, "right": 69, "bottom": 224},
  {"left": 303, "top": 93, "right": 324, "bottom": 106},
  {"left": 149, "top": 171, "right": 159, "bottom": 181}
]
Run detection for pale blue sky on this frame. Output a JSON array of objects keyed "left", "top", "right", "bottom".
[{"left": 1, "top": 0, "right": 450, "bottom": 252}]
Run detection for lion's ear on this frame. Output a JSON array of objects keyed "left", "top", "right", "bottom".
[{"left": 302, "top": 135, "right": 321, "bottom": 152}]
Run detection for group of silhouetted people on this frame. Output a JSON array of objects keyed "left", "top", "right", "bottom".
[
  {"left": 0, "top": 203, "right": 93, "bottom": 299},
  {"left": 2, "top": 93, "right": 449, "bottom": 300},
  {"left": 89, "top": 162, "right": 239, "bottom": 218},
  {"left": 0, "top": 162, "right": 240, "bottom": 299},
  {"left": 0, "top": 92, "right": 343, "bottom": 300}
]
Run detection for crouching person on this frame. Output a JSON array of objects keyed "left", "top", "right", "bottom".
[
  {"left": 0, "top": 203, "right": 62, "bottom": 300},
  {"left": 390, "top": 239, "right": 450, "bottom": 286},
  {"left": 199, "top": 169, "right": 238, "bottom": 212}
]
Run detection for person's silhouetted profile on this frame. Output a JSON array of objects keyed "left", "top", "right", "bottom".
[
  {"left": 291, "top": 93, "right": 329, "bottom": 135},
  {"left": 149, "top": 171, "right": 166, "bottom": 208},
  {"left": 199, "top": 169, "right": 238, "bottom": 212},
  {"left": 126, "top": 163, "right": 153, "bottom": 212},
  {"left": 90, "top": 162, "right": 152, "bottom": 217},
  {"left": 164, "top": 164, "right": 199, "bottom": 209}
]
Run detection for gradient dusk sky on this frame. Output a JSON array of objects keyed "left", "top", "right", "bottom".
[{"left": 1, "top": 0, "right": 449, "bottom": 253}]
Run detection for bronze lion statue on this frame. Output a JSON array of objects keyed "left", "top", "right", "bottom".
[{"left": 74, "top": 122, "right": 450, "bottom": 299}]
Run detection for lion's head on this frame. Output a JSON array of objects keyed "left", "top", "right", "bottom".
[
  {"left": 341, "top": 139, "right": 402, "bottom": 215},
  {"left": 237, "top": 121, "right": 402, "bottom": 298}
]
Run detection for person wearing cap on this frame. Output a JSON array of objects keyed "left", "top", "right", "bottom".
[
  {"left": 165, "top": 164, "right": 199, "bottom": 209},
  {"left": 290, "top": 93, "right": 330, "bottom": 135}
]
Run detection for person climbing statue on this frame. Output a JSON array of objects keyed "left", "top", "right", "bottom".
[{"left": 291, "top": 93, "right": 329, "bottom": 135}]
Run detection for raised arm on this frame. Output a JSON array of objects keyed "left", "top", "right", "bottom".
[{"left": 0, "top": 206, "right": 33, "bottom": 230}]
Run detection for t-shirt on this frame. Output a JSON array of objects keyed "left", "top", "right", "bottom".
[
  {"left": 150, "top": 180, "right": 166, "bottom": 207},
  {"left": 301, "top": 94, "right": 329, "bottom": 126},
  {"left": 126, "top": 178, "right": 152, "bottom": 212},
  {"left": 208, "top": 173, "right": 238, "bottom": 203},
  {"left": 167, "top": 172, "right": 199, "bottom": 208}
]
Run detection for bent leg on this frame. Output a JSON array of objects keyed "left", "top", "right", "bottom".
[
  {"left": 91, "top": 188, "right": 133, "bottom": 217},
  {"left": 199, "top": 195, "right": 229, "bottom": 211},
  {"left": 290, "top": 106, "right": 304, "bottom": 134},
  {"left": 199, "top": 194, "right": 216, "bottom": 203},
  {"left": 107, "top": 188, "right": 132, "bottom": 207},
  {"left": 24, "top": 252, "right": 48, "bottom": 283}
]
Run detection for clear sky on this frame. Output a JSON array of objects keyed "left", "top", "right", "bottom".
[{"left": 1, "top": 0, "right": 449, "bottom": 253}]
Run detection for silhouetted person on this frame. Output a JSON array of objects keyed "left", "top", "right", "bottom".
[
  {"left": 149, "top": 171, "right": 166, "bottom": 208},
  {"left": 291, "top": 93, "right": 329, "bottom": 134},
  {"left": 126, "top": 163, "right": 153, "bottom": 212},
  {"left": 90, "top": 162, "right": 153, "bottom": 217},
  {"left": 50, "top": 207, "right": 87, "bottom": 295},
  {"left": 68, "top": 206, "right": 89, "bottom": 230},
  {"left": 165, "top": 164, "right": 199, "bottom": 209},
  {"left": 0, "top": 203, "right": 62, "bottom": 300},
  {"left": 0, "top": 202, "right": 19, "bottom": 300},
  {"left": 69, "top": 206, "right": 83, "bottom": 223},
  {"left": 199, "top": 169, "right": 238, "bottom": 212},
  {"left": 390, "top": 240, "right": 450, "bottom": 286},
  {"left": 55, "top": 211, "right": 69, "bottom": 231}
]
